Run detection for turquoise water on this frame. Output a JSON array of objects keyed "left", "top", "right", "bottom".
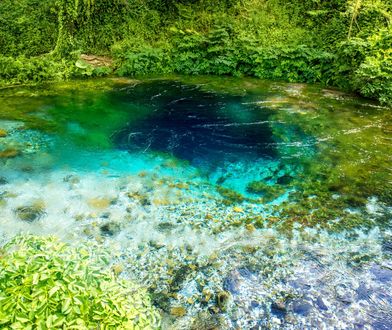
[{"left": 0, "top": 77, "right": 391, "bottom": 329}]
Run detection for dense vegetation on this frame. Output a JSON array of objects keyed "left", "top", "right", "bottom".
[
  {"left": 0, "top": 0, "right": 391, "bottom": 105},
  {"left": 0, "top": 235, "right": 160, "bottom": 329}
]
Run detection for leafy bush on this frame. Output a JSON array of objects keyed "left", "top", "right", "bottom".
[
  {"left": 252, "top": 46, "right": 334, "bottom": 83},
  {"left": 0, "top": 56, "right": 72, "bottom": 85},
  {"left": 355, "top": 50, "right": 392, "bottom": 106},
  {"left": 0, "top": 235, "right": 161, "bottom": 329},
  {"left": 0, "top": 0, "right": 58, "bottom": 57},
  {"left": 116, "top": 46, "right": 172, "bottom": 76},
  {"left": 353, "top": 28, "right": 392, "bottom": 105},
  {"left": 0, "top": 55, "right": 114, "bottom": 86}
]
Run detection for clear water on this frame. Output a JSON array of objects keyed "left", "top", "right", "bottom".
[{"left": 0, "top": 76, "right": 391, "bottom": 329}]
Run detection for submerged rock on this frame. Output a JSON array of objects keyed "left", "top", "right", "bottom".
[
  {"left": 316, "top": 296, "right": 329, "bottom": 311},
  {"left": 0, "top": 148, "right": 21, "bottom": 158},
  {"left": 15, "top": 203, "right": 46, "bottom": 222},
  {"left": 100, "top": 221, "right": 121, "bottom": 236},
  {"left": 371, "top": 264, "right": 392, "bottom": 283},
  {"left": 216, "top": 186, "right": 244, "bottom": 204},
  {"left": 216, "top": 291, "right": 231, "bottom": 311},
  {"left": 0, "top": 129, "right": 7, "bottom": 137},
  {"left": 291, "top": 299, "right": 313, "bottom": 316},
  {"left": 246, "top": 180, "right": 285, "bottom": 201},
  {"left": 63, "top": 174, "right": 80, "bottom": 185},
  {"left": 170, "top": 306, "right": 187, "bottom": 317},
  {"left": 277, "top": 174, "right": 293, "bottom": 185},
  {"left": 88, "top": 197, "right": 112, "bottom": 209}
]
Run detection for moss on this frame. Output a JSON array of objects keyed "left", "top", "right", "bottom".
[
  {"left": 0, "top": 148, "right": 21, "bottom": 158},
  {"left": 87, "top": 197, "right": 113, "bottom": 209},
  {"left": 14, "top": 204, "right": 46, "bottom": 222},
  {"left": 170, "top": 306, "right": 187, "bottom": 317},
  {"left": 216, "top": 291, "right": 231, "bottom": 312},
  {"left": 246, "top": 181, "right": 285, "bottom": 202},
  {"left": 100, "top": 221, "right": 121, "bottom": 237},
  {"left": 216, "top": 186, "right": 244, "bottom": 204},
  {"left": 263, "top": 93, "right": 392, "bottom": 231}
]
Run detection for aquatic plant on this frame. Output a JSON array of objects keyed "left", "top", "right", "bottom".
[
  {"left": 246, "top": 181, "right": 285, "bottom": 202},
  {"left": 216, "top": 186, "right": 245, "bottom": 205},
  {"left": 0, "top": 235, "right": 161, "bottom": 329}
]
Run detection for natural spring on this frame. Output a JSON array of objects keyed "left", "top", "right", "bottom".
[{"left": 0, "top": 76, "right": 391, "bottom": 329}]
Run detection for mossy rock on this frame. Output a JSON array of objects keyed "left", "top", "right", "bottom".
[
  {"left": 87, "top": 197, "right": 113, "bottom": 209},
  {"left": 14, "top": 203, "right": 46, "bottom": 222},
  {"left": 216, "top": 186, "right": 244, "bottom": 204},
  {"left": 170, "top": 306, "right": 187, "bottom": 317},
  {"left": 246, "top": 181, "right": 285, "bottom": 201},
  {"left": 0, "top": 148, "right": 21, "bottom": 158},
  {"left": 100, "top": 221, "right": 121, "bottom": 236}
]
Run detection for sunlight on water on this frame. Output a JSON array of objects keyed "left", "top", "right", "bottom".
[{"left": 0, "top": 76, "right": 391, "bottom": 329}]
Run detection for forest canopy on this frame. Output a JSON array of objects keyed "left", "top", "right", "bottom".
[{"left": 0, "top": 0, "right": 391, "bottom": 105}]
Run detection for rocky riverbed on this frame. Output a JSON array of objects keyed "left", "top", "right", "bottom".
[{"left": 1, "top": 76, "right": 391, "bottom": 329}]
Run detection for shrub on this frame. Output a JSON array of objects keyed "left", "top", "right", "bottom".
[
  {"left": 353, "top": 28, "right": 392, "bottom": 106},
  {"left": 252, "top": 46, "right": 334, "bottom": 83},
  {"left": 0, "top": 56, "right": 71, "bottom": 85},
  {"left": 355, "top": 50, "right": 392, "bottom": 106},
  {"left": 116, "top": 45, "right": 172, "bottom": 76},
  {"left": 0, "top": 235, "right": 161, "bottom": 329}
]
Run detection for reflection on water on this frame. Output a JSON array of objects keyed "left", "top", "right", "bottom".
[{"left": 0, "top": 77, "right": 391, "bottom": 329}]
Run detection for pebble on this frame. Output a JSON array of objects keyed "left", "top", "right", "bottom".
[{"left": 316, "top": 296, "right": 329, "bottom": 311}]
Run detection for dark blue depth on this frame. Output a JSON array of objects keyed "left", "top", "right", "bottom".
[{"left": 113, "top": 81, "right": 277, "bottom": 168}]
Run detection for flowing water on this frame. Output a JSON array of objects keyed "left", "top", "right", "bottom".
[{"left": 0, "top": 76, "right": 391, "bottom": 329}]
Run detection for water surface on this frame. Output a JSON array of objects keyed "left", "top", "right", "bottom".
[{"left": 0, "top": 76, "right": 391, "bottom": 329}]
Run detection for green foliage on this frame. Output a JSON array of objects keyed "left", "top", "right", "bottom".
[
  {"left": 0, "top": 0, "right": 391, "bottom": 105},
  {"left": 252, "top": 46, "right": 335, "bottom": 83},
  {"left": 0, "top": 0, "right": 58, "bottom": 57},
  {"left": 354, "top": 29, "right": 392, "bottom": 105},
  {"left": 169, "top": 25, "right": 239, "bottom": 75},
  {"left": 0, "top": 56, "right": 72, "bottom": 85},
  {"left": 54, "top": 0, "right": 164, "bottom": 56},
  {"left": 0, "top": 235, "right": 161, "bottom": 329},
  {"left": 74, "top": 59, "right": 114, "bottom": 77},
  {"left": 116, "top": 46, "right": 172, "bottom": 76}
]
